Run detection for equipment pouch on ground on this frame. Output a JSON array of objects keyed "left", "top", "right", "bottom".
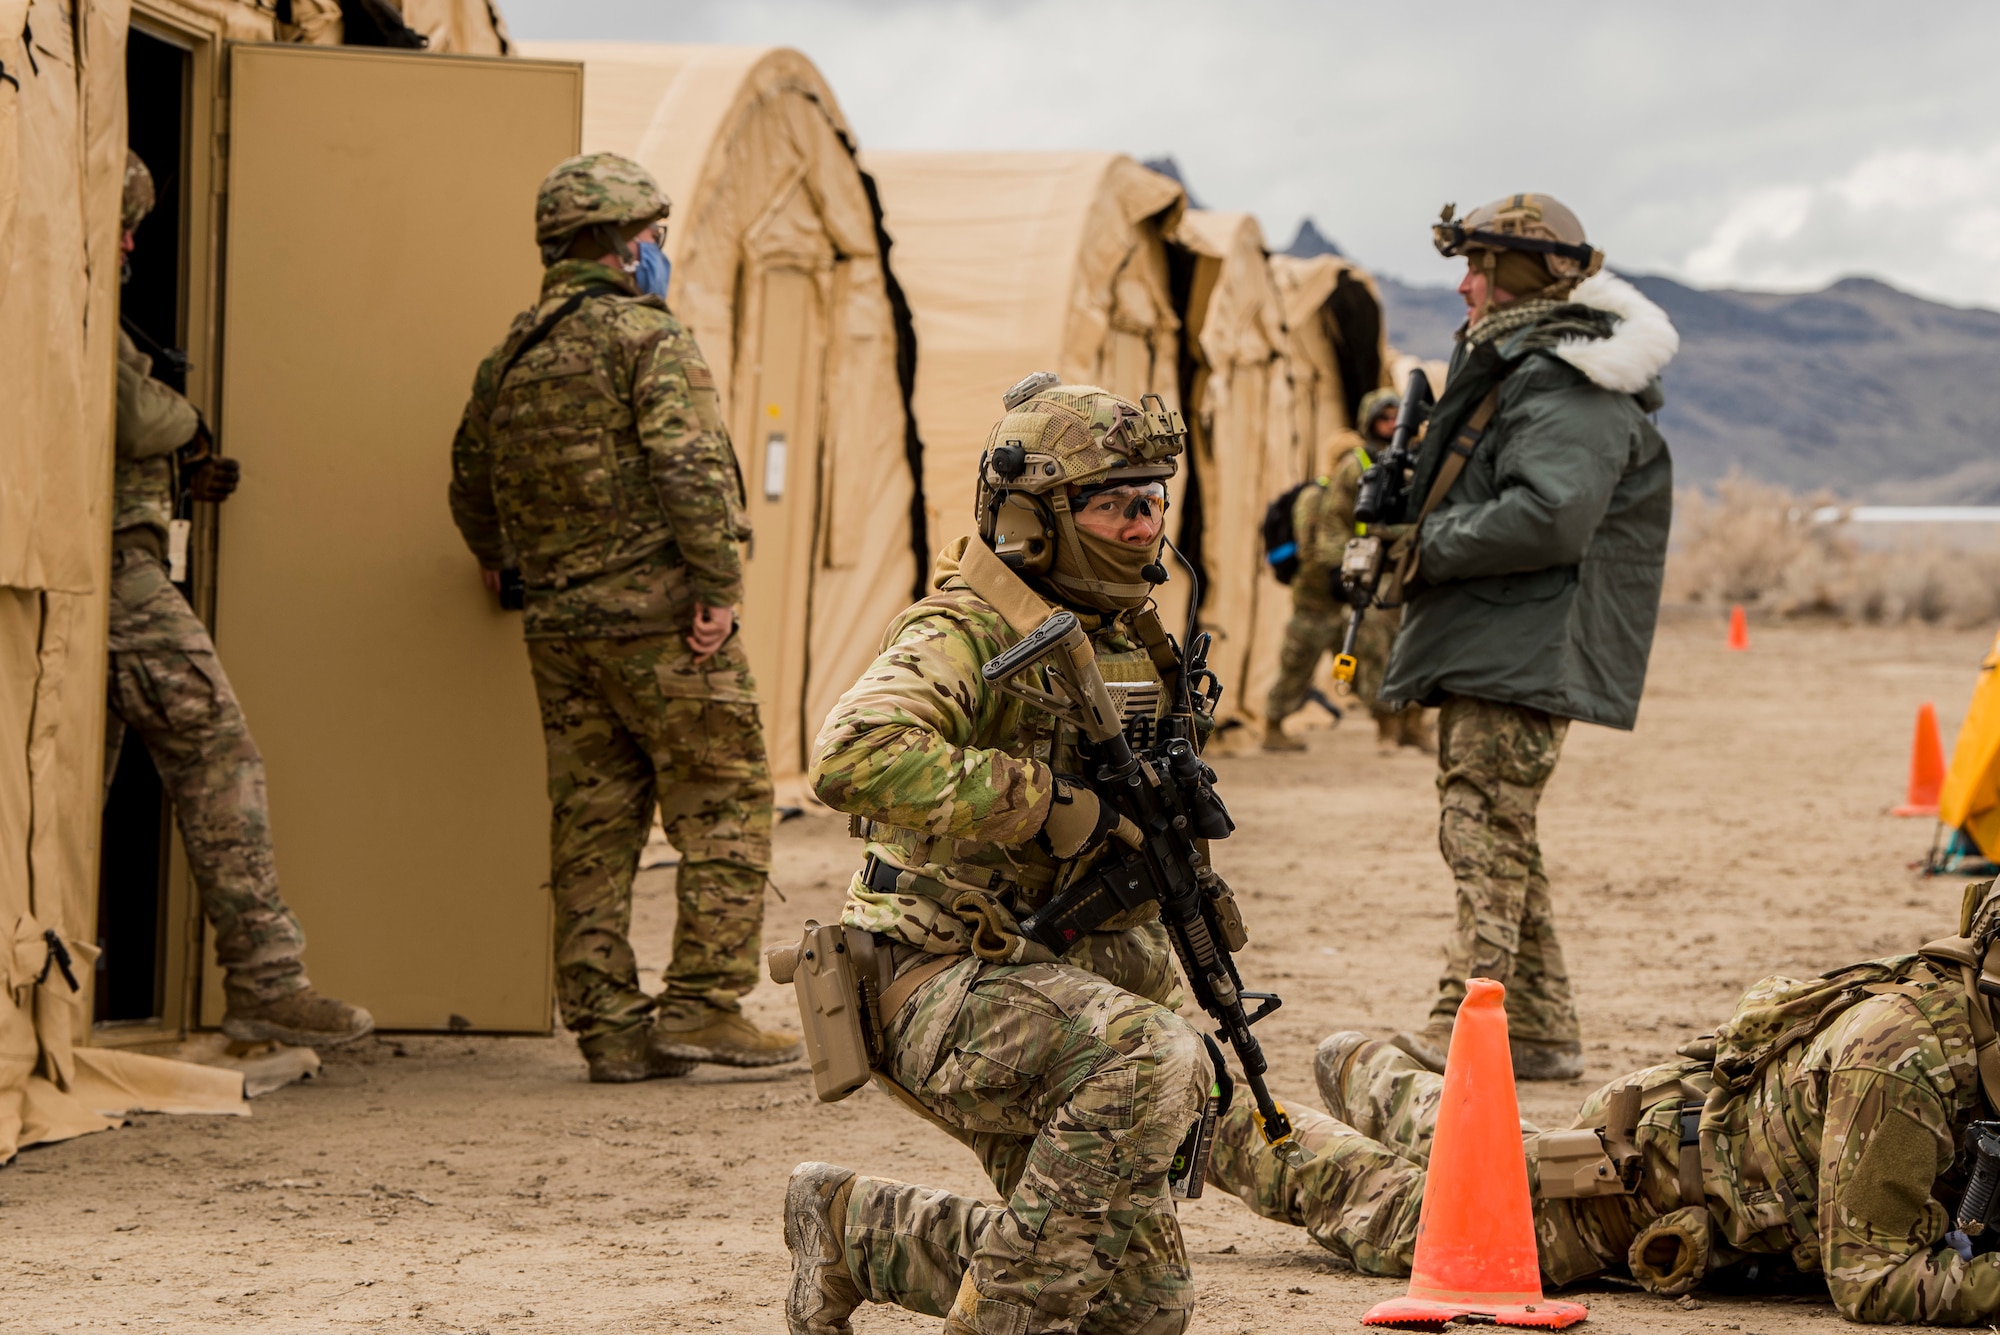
[
  {"left": 1529, "top": 1129, "right": 1630, "bottom": 1200},
  {"left": 767, "top": 920, "right": 885, "bottom": 1103}
]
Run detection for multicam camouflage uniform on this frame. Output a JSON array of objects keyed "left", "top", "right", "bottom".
[
  {"left": 1212, "top": 943, "right": 2000, "bottom": 1324},
  {"left": 1262, "top": 451, "right": 1401, "bottom": 730},
  {"left": 448, "top": 243, "right": 772, "bottom": 1046},
  {"left": 106, "top": 327, "right": 309, "bottom": 1008},
  {"left": 807, "top": 534, "right": 1207, "bottom": 1333},
  {"left": 1429, "top": 694, "right": 1576, "bottom": 1048}
]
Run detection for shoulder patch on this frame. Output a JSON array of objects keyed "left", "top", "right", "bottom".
[{"left": 686, "top": 363, "right": 716, "bottom": 391}]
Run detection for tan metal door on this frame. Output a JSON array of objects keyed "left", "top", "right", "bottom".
[{"left": 210, "top": 45, "right": 582, "bottom": 1030}]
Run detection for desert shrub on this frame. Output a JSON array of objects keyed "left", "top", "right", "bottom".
[{"left": 1666, "top": 472, "right": 2000, "bottom": 627}]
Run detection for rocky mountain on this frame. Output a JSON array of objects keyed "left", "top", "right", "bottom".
[{"left": 1374, "top": 271, "right": 2000, "bottom": 503}]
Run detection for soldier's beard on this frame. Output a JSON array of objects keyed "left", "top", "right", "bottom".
[{"left": 1047, "top": 522, "right": 1160, "bottom": 612}]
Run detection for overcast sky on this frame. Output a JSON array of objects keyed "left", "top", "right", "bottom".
[{"left": 505, "top": 0, "right": 2000, "bottom": 306}]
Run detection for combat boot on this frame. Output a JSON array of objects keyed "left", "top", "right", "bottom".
[
  {"left": 785, "top": 1162, "right": 861, "bottom": 1335},
  {"left": 222, "top": 987, "right": 374, "bottom": 1048},
  {"left": 1509, "top": 1037, "right": 1585, "bottom": 1082},
  {"left": 580, "top": 1022, "right": 695, "bottom": 1083},
  {"left": 1260, "top": 717, "right": 1306, "bottom": 752},
  {"left": 1374, "top": 713, "right": 1400, "bottom": 753},
  {"left": 653, "top": 999, "right": 802, "bottom": 1068},
  {"left": 1388, "top": 1023, "right": 1452, "bottom": 1074}
]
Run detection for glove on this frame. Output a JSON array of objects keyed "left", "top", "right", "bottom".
[
  {"left": 186, "top": 456, "right": 241, "bottom": 503},
  {"left": 1036, "top": 775, "right": 1140, "bottom": 859}
]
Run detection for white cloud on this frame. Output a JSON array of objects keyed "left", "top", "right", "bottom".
[
  {"left": 1673, "top": 144, "right": 2000, "bottom": 303},
  {"left": 504, "top": 0, "right": 2000, "bottom": 306}
]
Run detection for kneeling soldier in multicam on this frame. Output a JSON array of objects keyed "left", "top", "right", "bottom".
[
  {"left": 784, "top": 376, "right": 1214, "bottom": 1334},
  {"left": 449, "top": 152, "right": 798, "bottom": 1082},
  {"left": 1209, "top": 877, "right": 2000, "bottom": 1325}
]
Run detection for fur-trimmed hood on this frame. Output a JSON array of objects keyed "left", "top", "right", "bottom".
[{"left": 1553, "top": 272, "right": 1678, "bottom": 394}]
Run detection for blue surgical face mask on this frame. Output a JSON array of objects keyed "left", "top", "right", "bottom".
[{"left": 633, "top": 240, "right": 671, "bottom": 300}]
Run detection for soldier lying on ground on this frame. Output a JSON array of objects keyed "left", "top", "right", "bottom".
[
  {"left": 110, "top": 152, "right": 370, "bottom": 1047},
  {"left": 784, "top": 377, "right": 1213, "bottom": 1335},
  {"left": 1209, "top": 877, "right": 2000, "bottom": 1324}
]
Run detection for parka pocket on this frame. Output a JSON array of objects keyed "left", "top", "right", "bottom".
[{"left": 1466, "top": 564, "right": 1577, "bottom": 606}]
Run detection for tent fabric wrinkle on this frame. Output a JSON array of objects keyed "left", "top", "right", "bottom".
[
  {"left": 521, "top": 43, "right": 923, "bottom": 782},
  {"left": 1941, "top": 629, "right": 2000, "bottom": 860}
]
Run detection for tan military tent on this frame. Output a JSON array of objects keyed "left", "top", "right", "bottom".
[
  {"left": 518, "top": 43, "right": 926, "bottom": 781},
  {"left": 863, "top": 151, "right": 1186, "bottom": 581},
  {"left": 1234, "top": 253, "right": 1394, "bottom": 726},
  {"left": 1167, "top": 211, "right": 1291, "bottom": 722},
  {"left": 3, "top": 1, "right": 550, "bottom": 1158}
]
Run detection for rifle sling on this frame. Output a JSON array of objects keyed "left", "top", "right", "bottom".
[
  {"left": 1398, "top": 387, "right": 1500, "bottom": 586},
  {"left": 496, "top": 286, "right": 620, "bottom": 387}
]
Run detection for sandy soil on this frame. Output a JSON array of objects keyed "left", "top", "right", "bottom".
[{"left": 6, "top": 615, "right": 1992, "bottom": 1334}]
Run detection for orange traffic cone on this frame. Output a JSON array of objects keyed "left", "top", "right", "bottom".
[
  {"left": 1726, "top": 604, "right": 1749, "bottom": 651},
  {"left": 1893, "top": 702, "right": 1946, "bottom": 817},
  {"left": 1362, "top": 980, "right": 1587, "bottom": 1330}
]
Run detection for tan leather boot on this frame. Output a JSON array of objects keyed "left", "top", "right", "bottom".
[
  {"left": 221, "top": 986, "right": 374, "bottom": 1048},
  {"left": 1389, "top": 1023, "right": 1453, "bottom": 1074},
  {"left": 579, "top": 1022, "right": 694, "bottom": 1083},
  {"left": 1260, "top": 718, "right": 1306, "bottom": 752},
  {"left": 784, "top": 1162, "right": 861, "bottom": 1335},
  {"left": 653, "top": 1000, "right": 802, "bottom": 1067}
]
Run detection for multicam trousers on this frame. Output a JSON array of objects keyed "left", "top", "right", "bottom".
[
  {"left": 1264, "top": 599, "right": 1401, "bottom": 725},
  {"left": 1429, "top": 695, "right": 1577, "bottom": 1045},
  {"left": 1205, "top": 1040, "right": 1619, "bottom": 1285},
  {"left": 841, "top": 956, "right": 1209, "bottom": 1334},
  {"left": 104, "top": 548, "right": 307, "bottom": 1006},
  {"left": 527, "top": 632, "right": 772, "bottom": 1043}
]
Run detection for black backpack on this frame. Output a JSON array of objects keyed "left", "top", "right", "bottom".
[{"left": 1262, "top": 481, "right": 1319, "bottom": 585}]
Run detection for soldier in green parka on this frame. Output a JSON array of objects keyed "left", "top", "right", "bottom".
[
  {"left": 783, "top": 377, "right": 1214, "bottom": 1335},
  {"left": 1379, "top": 194, "right": 1678, "bottom": 1081}
]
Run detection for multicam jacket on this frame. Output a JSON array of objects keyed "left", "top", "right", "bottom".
[
  {"left": 113, "top": 328, "right": 198, "bottom": 553},
  {"left": 1553, "top": 955, "right": 2000, "bottom": 1323},
  {"left": 448, "top": 259, "right": 749, "bottom": 640},
  {"left": 809, "top": 536, "right": 1187, "bottom": 1006}
]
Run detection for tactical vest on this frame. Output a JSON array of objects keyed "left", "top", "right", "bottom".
[{"left": 484, "top": 290, "right": 709, "bottom": 590}]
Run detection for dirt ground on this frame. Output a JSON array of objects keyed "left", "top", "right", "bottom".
[{"left": 6, "top": 615, "right": 1992, "bottom": 1333}]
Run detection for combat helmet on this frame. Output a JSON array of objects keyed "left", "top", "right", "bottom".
[
  {"left": 534, "top": 152, "right": 671, "bottom": 265},
  {"left": 1434, "top": 193, "right": 1603, "bottom": 316},
  {"left": 123, "top": 150, "right": 156, "bottom": 231},
  {"left": 975, "top": 371, "right": 1186, "bottom": 611}
]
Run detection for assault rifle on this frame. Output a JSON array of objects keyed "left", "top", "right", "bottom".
[
  {"left": 981, "top": 609, "right": 1312, "bottom": 1170},
  {"left": 1948, "top": 1121, "right": 2000, "bottom": 1259},
  {"left": 1333, "top": 367, "right": 1434, "bottom": 684}
]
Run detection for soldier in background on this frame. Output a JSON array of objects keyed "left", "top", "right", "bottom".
[
  {"left": 110, "top": 152, "right": 372, "bottom": 1047},
  {"left": 448, "top": 153, "right": 799, "bottom": 1083},
  {"left": 1261, "top": 387, "right": 1430, "bottom": 754},
  {"left": 784, "top": 378, "right": 1210, "bottom": 1335},
  {"left": 1208, "top": 878, "right": 2000, "bottom": 1325},
  {"left": 1381, "top": 194, "right": 1675, "bottom": 1082}
]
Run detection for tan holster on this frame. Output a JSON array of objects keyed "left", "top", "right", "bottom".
[{"left": 767, "top": 920, "right": 958, "bottom": 1104}]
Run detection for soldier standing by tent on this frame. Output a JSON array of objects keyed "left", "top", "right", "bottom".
[
  {"left": 1208, "top": 876, "right": 2000, "bottom": 1325},
  {"left": 448, "top": 153, "right": 799, "bottom": 1083},
  {"left": 1262, "top": 387, "right": 1430, "bottom": 754},
  {"left": 109, "top": 152, "right": 372, "bottom": 1047},
  {"left": 1379, "top": 194, "right": 1676, "bottom": 1081},
  {"left": 783, "top": 378, "right": 1211, "bottom": 1335}
]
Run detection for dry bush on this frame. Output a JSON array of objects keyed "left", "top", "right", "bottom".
[{"left": 1666, "top": 472, "right": 2000, "bottom": 627}]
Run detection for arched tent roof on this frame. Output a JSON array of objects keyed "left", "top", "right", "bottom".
[
  {"left": 1231, "top": 253, "right": 1395, "bottom": 729},
  {"left": 862, "top": 151, "right": 1185, "bottom": 560},
  {"left": 521, "top": 42, "right": 926, "bottom": 779},
  {"left": 1168, "top": 210, "right": 1290, "bottom": 721}
]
